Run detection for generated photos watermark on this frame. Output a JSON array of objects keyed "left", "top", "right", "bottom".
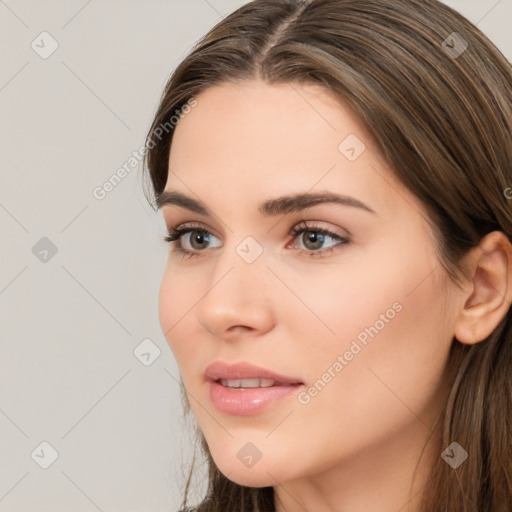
[
  {"left": 297, "top": 301, "right": 403, "bottom": 405},
  {"left": 92, "top": 97, "right": 198, "bottom": 201}
]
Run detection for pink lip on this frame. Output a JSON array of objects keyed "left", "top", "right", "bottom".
[
  {"left": 204, "top": 361, "right": 304, "bottom": 416},
  {"left": 204, "top": 361, "right": 303, "bottom": 384}
]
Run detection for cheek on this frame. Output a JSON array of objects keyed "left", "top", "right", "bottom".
[
  {"left": 294, "top": 258, "right": 451, "bottom": 439},
  {"left": 287, "top": 231, "right": 442, "bottom": 352},
  {"left": 288, "top": 235, "right": 451, "bottom": 408},
  {"left": 158, "top": 267, "right": 199, "bottom": 358}
]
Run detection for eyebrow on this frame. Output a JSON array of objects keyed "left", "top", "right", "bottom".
[{"left": 156, "top": 190, "right": 377, "bottom": 216}]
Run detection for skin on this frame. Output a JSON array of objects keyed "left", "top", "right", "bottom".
[{"left": 157, "top": 79, "right": 512, "bottom": 512}]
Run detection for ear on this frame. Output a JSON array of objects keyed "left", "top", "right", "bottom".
[{"left": 454, "top": 231, "right": 512, "bottom": 345}]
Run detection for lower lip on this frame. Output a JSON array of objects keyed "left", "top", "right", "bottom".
[{"left": 208, "top": 380, "right": 304, "bottom": 416}]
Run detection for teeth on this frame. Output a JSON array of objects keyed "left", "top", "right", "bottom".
[{"left": 219, "top": 378, "right": 276, "bottom": 388}]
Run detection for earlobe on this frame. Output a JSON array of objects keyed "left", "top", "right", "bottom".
[{"left": 454, "top": 231, "right": 512, "bottom": 345}]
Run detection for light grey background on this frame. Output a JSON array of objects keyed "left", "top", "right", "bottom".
[{"left": 0, "top": 1, "right": 510, "bottom": 511}]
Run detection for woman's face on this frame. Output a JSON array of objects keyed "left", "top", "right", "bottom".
[{"left": 158, "top": 79, "right": 458, "bottom": 489}]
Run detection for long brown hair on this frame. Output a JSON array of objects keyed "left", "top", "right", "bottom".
[{"left": 142, "top": 1, "right": 512, "bottom": 510}]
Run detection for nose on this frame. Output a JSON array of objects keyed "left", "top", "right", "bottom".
[{"left": 196, "top": 246, "right": 276, "bottom": 341}]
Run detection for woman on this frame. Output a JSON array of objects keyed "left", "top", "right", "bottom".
[{"left": 142, "top": 0, "right": 512, "bottom": 510}]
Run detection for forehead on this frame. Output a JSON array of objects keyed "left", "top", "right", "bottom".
[
  {"left": 170, "top": 81, "right": 378, "bottom": 170},
  {"left": 170, "top": 79, "right": 379, "bottom": 154},
  {"left": 165, "top": 80, "right": 420, "bottom": 222}
]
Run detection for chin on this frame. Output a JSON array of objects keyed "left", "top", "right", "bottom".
[{"left": 217, "top": 464, "right": 276, "bottom": 488}]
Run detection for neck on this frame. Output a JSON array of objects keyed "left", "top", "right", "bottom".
[{"left": 273, "top": 416, "right": 442, "bottom": 512}]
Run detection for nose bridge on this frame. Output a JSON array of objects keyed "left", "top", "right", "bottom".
[
  {"left": 197, "top": 233, "right": 274, "bottom": 337},
  {"left": 212, "top": 230, "right": 268, "bottom": 287},
  {"left": 211, "top": 233, "right": 268, "bottom": 305}
]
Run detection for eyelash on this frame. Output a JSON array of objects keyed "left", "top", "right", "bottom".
[{"left": 162, "top": 221, "right": 351, "bottom": 259}]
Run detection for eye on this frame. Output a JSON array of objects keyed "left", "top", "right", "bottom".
[
  {"left": 163, "top": 223, "right": 221, "bottom": 259},
  {"left": 163, "top": 220, "right": 350, "bottom": 259},
  {"left": 287, "top": 220, "right": 350, "bottom": 257}
]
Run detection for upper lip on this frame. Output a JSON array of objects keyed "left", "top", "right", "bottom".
[{"left": 205, "top": 361, "right": 303, "bottom": 384}]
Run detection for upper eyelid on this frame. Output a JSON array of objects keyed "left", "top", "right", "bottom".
[
  {"left": 169, "top": 220, "right": 344, "bottom": 235},
  {"left": 170, "top": 222, "right": 219, "bottom": 237}
]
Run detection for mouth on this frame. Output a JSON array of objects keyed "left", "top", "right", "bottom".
[
  {"left": 216, "top": 378, "right": 302, "bottom": 389},
  {"left": 204, "top": 360, "right": 304, "bottom": 386},
  {"left": 205, "top": 361, "right": 304, "bottom": 415},
  {"left": 208, "top": 379, "right": 304, "bottom": 416}
]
